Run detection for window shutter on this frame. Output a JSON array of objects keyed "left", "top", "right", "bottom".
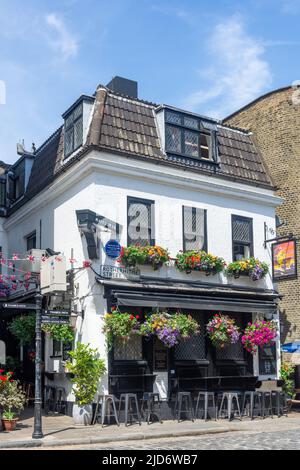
[{"left": 183, "top": 206, "right": 207, "bottom": 251}]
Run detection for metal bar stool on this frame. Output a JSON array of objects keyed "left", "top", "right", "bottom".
[
  {"left": 242, "top": 391, "right": 255, "bottom": 419},
  {"left": 255, "top": 391, "right": 273, "bottom": 419},
  {"left": 174, "top": 392, "right": 194, "bottom": 422},
  {"left": 118, "top": 393, "right": 141, "bottom": 426},
  {"left": 271, "top": 390, "right": 288, "bottom": 418},
  {"left": 195, "top": 392, "right": 217, "bottom": 421},
  {"left": 218, "top": 392, "right": 242, "bottom": 421},
  {"left": 93, "top": 394, "right": 120, "bottom": 426},
  {"left": 141, "top": 392, "right": 163, "bottom": 424},
  {"left": 54, "top": 387, "right": 66, "bottom": 414},
  {"left": 44, "top": 386, "right": 56, "bottom": 415}
]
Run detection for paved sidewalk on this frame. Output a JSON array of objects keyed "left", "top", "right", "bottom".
[{"left": 1, "top": 408, "right": 300, "bottom": 449}]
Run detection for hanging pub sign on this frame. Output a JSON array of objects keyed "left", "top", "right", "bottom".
[
  {"left": 272, "top": 239, "right": 297, "bottom": 280},
  {"left": 104, "top": 240, "right": 122, "bottom": 259}
]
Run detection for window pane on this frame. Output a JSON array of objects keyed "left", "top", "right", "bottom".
[
  {"left": 73, "top": 102, "right": 83, "bottom": 120},
  {"left": 65, "top": 127, "right": 74, "bottom": 156},
  {"left": 183, "top": 206, "right": 206, "bottom": 251},
  {"left": 233, "top": 243, "right": 251, "bottom": 261},
  {"left": 184, "top": 130, "right": 199, "bottom": 157},
  {"left": 166, "top": 125, "right": 182, "bottom": 153},
  {"left": 184, "top": 116, "right": 198, "bottom": 129},
  {"left": 232, "top": 218, "right": 251, "bottom": 243},
  {"left": 166, "top": 111, "right": 181, "bottom": 125},
  {"left": 74, "top": 116, "right": 83, "bottom": 149},
  {"left": 0, "top": 181, "right": 6, "bottom": 206},
  {"left": 200, "top": 133, "right": 210, "bottom": 159},
  {"left": 128, "top": 199, "right": 153, "bottom": 246},
  {"left": 27, "top": 233, "right": 36, "bottom": 251}
]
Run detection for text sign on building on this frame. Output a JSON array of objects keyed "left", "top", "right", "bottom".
[
  {"left": 41, "top": 317, "right": 70, "bottom": 325},
  {"left": 99, "top": 265, "right": 140, "bottom": 281},
  {"left": 3, "top": 303, "right": 37, "bottom": 310},
  {"left": 44, "top": 310, "right": 70, "bottom": 317},
  {"left": 104, "top": 240, "right": 122, "bottom": 259}
]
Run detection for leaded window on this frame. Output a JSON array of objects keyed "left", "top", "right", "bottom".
[
  {"left": 114, "top": 336, "right": 143, "bottom": 360},
  {"left": 165, "top": 110, "right": 215, "bottom": 161},
  {"left": 127, "top": 196, "right": 155, "bottom": 246},
  {"left": 183, "top": 206, "right": 207, "bottom": 251},
  {"left": 64, "top": 102, "right": 83, "bottom": 157},
  {"left": 232, "top": 215, "right": 253, "bottom": 261},
  {"left": 174, "top": 313, "right": 206, "bottom": 360}
]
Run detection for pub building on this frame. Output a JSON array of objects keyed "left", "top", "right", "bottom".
[{"left": 0, "top": 76, "right": 282, "bottom": 418}]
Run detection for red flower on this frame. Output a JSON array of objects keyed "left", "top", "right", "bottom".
[
  {"left": 135, "top": 315, "right": 140, "bottom": 320},
  {"left": 0, "top": 369, "right": 4, "bottom": 373},
  {"left": 83, "top": 260, "right": 92, "bottom": 268},
  {"left": 7, "top": 371, "right": 13, "bottom": 376},
  {"left": 130, "top": 315, "right": 134, "bottom": 320},
  {"left": 111, "top": 306, "right": 117, "bottom": 312}
]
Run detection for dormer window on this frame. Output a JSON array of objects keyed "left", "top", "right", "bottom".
[
  {"left": 165, "top": 110, "right": 216, "bottom": 161},
  {"left": 64, "top": 102, "right": 83, "bottom": 157}
]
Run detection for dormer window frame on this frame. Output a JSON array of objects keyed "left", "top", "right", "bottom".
[
  {"left": 64, "top": 101, "right": 83, "bottom": 158},
  {"left": 164, "top": 109, "right": 218, "bottom": 163}
]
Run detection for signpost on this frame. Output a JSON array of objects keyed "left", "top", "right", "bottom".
[
  {"left": 3, "top": 303, "right": 37, "bottom": 310},
  {"left": 41, "top": 317, "right": 70, "bottom": 324}
]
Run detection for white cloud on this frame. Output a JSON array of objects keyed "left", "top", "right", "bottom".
[
  {"left": 45, "top": 13, "right": 78, "bottom": 61},
  {"left": 183, "top": 16, "right": 272, "bottom": 118}
]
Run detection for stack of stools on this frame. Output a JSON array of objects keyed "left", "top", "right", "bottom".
[
  {"left": 242, "top": 390, "right": 274, "bottom": 419},
  {"left": 54, "top": 387, "right": 66, "bottom": 414},
  {"left": 271, "top": 390, "right": 288, "bottom": 417},
  {"left": 174, "top": 392, "right": 194, "bottom": 422},
  {"left": 195, "top": 392, "right": 217, "bottom": 421},
  {"left": 141, "top": 392, "right": 163, "bottom": 424},
  {"left": 118, "top": 393, "right": 141, "bottom": 426}
]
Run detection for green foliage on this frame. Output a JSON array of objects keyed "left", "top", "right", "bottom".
[
  {"left": 42, "top": 323, "right": 74, "bottom": 344},
  {"left": 65, "top": 343, "right": 106, "bottom": 406},
  {"left": 118, "top": 245, "right": 169, "bottom": 270},
  {"left": 0, "top": 379, "right": 27, "bottom": 416},
  {"left": 2, "top": 410, "right": 16, "bottom": 420},
  {"left": 8, "top": 314, "right": 36, "bottom": 345},
  {"left": 102, "top": 311, "right": 140, "bottom": 350},
  {"left": 175, "top": 251, "right": 226, "bottom": 274},
  {"left": 280, "top": 362, "right": 295, "bottom": 398}
]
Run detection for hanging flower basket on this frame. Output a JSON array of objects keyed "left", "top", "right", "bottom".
[
  {"left": 175, "top": 250, "right": 226, "bottom": 275},
  {"left": 102, "top": 309, "right": 141, "bottom": 350},
  {"left": 206, "top": 314, "right": 240, "bottom": 348},
  {"left": 242, "top": 320, "right": 278, "bottom": 354},
  {"left": 225, "top": 258, "right": 269, "bottom": 281},
  {"left": 118, "top": 245, "right": 170, "bottom": 270},
  {"left": 140, "top": 312, "right": 200, "bottom": 348}
]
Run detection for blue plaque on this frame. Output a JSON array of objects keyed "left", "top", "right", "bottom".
[{"left": 104, "top": 240, "right": 122, "bottom": 259}]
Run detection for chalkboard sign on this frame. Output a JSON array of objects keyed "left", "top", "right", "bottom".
[
  {"left": 259, "top": 342, "right": 277, "bottom": 376},
  {"left": 153, "top": 338, "right": 168, "bottom": 371}
]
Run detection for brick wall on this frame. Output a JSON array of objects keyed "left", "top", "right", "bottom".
[{"left": 225, "top": 87, "right": 300, "bottom": 344}]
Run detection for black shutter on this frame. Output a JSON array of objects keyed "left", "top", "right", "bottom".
[{"left": 183, "top": 206, "right": 207, "bottom": 251}]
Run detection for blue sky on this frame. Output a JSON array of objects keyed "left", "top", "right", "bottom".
[{"left": 0, "top": 0, "right": 299, "bottom": 163}]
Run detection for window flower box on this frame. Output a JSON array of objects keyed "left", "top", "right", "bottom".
[
  {"left": 118, "top": 245, "right": 170, "bottom": 271},
  {"left": 225, "top": 258, "right": 269, "bottom": 281},
  {"left": 174, "top": 250, "right": 226, "bottom": 275}
]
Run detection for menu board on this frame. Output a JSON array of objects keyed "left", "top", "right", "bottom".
[
  {"left": 259, "top": 343, "right": 277, "bottom": 376},
  {"left": 153, "top": 339, "right": 168, "bottom": 371}
]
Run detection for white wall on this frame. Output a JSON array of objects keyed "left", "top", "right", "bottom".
[{"left": 3, "top": 149, "right": 282, "bottom": 396}]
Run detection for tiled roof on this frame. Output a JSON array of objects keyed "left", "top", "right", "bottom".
[{"left": 10, "top": 86, "right": 273, "bottom": 213}]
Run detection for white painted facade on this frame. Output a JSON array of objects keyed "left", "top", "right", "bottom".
[{"left": 0, "top": 148, "right": 282, "bottom": 401}]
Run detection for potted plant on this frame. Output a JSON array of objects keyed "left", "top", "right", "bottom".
[
  {"left": 65, "top": 343, "right": 106, "bottom": 425},
  {"left": 118, "top": 245, "right": 170, "bottom": 270},
  {"left": 0, "top": 372, "right": 27, "bottom": 431},
  {"left": 102, "top": 308, "right": 141, "bottom": 350},
  {"left": 225, "top": 258, "right": 269, "bottom": 281},
  {"left": 206, "top": 313, "right": 240, "bottom": 348},
  {"left": 175, "top": 250, "right": 226, "bottom": 275},
  {"left": 8, "top": 314, "right": 36, "bottom": 345},
  {"left": 241, "top": 319, "right": 278, "bottom": 354},
  {"left": 41, "top": 323, "right": 74, "bottom": 344},
  {"left": 140, "top": 311, "right": 200, "bottom": 348}
]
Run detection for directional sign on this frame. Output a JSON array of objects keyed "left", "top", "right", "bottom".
[
  {"left": 41, "top": 317, "right": 70, "bottom": 325},
  {"left": 44, "top": 310, "right": 70, "bottom": 317},
  {"left": 3, "top": 303, "right": 37, "bottom": 310}
]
